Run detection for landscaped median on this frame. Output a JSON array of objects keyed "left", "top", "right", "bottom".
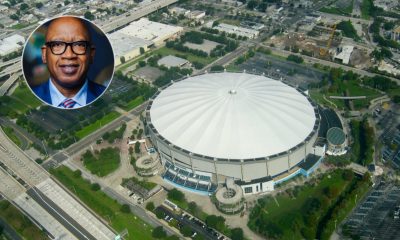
[
  {"left": 75, "top": 111, "right": 120, "bottom": 139},
  {"left": 50, "top": 166, "right": 153, "bottom": 240},
  {"left": 0, "top": 200, "right": 49, "bottom": 240}
]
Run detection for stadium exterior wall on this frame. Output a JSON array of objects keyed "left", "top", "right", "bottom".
[{"left": 147, "top": 108, "right": 319, "bottom": 184}]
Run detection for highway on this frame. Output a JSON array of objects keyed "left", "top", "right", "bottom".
[
  {"left": 101, "top": 0, "right": 178, "bottom": 33},
  {"left": 0, "top": 57, "right": 20, "bottom": 68},
  {"left": 0, "top": 0, "right": 178, "bottom": 95},
  {"left": 0, "top": 72, "right": 20, "bottom": 96},
  {"left": 0, "top": 128, "right": 116, "bottom": 239}
]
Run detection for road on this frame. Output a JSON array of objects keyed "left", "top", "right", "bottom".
[
  {"left": 63, "top": 160, "right": 178, "bottom": 237},
  {"left": 0, "top": 117, "right": 45, "bottom": 151},
  {"left": 0, "top": 72, "right": 20, "bottom": 95},
  {"left": 101, "top": 0, "right": 178, "bottom": 33},
  {"left": 263, "top": 44, "right": 400, "bottom": 85},
  {"left": 27, "top": 187, "right": 97, "bottom": 240}
]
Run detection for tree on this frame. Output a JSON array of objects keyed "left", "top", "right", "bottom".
[
  {"left": 205, "top": 215, "right": 226, "bottom": 231},
  {"left": 231, "top": 228, "right": 244, "bottom": 240},
  {"left": 138, "top": 61, "right": 146, "bottom": 67},
  {"left": 140, "top": 47, "right": 145, "bottom": 54},
  {"left": 155, "top": 208, "right": 165, "bottom": 219},
  {"left": 20, "top": 3, "right": 28, "bottom": 11},
  {"left": 120, "top": 204, "right": 131, "bottom": 213},
  {"left": 73, "top": 169, "right": 82, "bottom": 178},
  {"left": 287, "top": 54, "right": 304, "bottom": 63},
  {"left": 120, "top": 56, "right": 125, "bottom": 64},
  {"left": 152, "top": 226, "right": 167, "bottom": 239},
  {"left": 84, "top": 11, "right": 95, "bottom": 20},
  {"left": 64, "top": 0, "right": 70, "bottom": 5},
  {"left": 168, "top": 188, "right": 185, "bottom": 202},
  {"left": 212, "top": 21, "right": 220, "bottom": 27},
  {"left": 91, "top": 183, "right": 101, "bottom": 191},
  {"left": 146, "top": 202, "right": 155, "bottom": 211},
  {"left": 210, "top": 65, "right": 224, "bottom": 72},
  {"left": 134, "top": 141, "right": 140, "bottom": 154},
  {"left": 180, "top": 225, "right": 192, "bottom": 237},
  {"left": 36, "top": 2, "right": 43, "bottom": 8}
]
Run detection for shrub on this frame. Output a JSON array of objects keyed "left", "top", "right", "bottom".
[{"left": 120, "top": 204, "right": 131, "bottom": 213}]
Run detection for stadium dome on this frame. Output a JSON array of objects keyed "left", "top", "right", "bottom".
[
  {"left": 146, "top": 72, "right": 321, "bottom": 195},
  {"left": 149, "top": 72, "right": 316, "bottom": 159}
]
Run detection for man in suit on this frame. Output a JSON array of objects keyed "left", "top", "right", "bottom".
[{"left": 32, "top": 16, "right": 105, "bottom": 109}]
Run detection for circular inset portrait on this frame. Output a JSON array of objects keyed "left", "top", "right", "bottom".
[{"left": 22, "top": 15, "right": 114, "bottom": 109}]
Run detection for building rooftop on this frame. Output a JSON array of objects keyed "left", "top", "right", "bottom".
[
  {"left": 334, "top": 45, "right": 354, "bottom": 65},
  {"left": 150, "top": 72, "right": 317, "bottom": 159},
  {"left": 118, "top": 18, "right": 183, "bottom": 44},
  {"left": 107, "top": 32, "right": 152, "bottom": 57},
  {"left": 327, "top": 127, "right": 345, "bottom": 145},
  {"left": 157, "top": 55, "right": 189, "bottom": 68}
]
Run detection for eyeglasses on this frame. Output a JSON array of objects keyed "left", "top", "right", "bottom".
[{"left": 45, "top": 41, "right": 91, "bottom": 55}]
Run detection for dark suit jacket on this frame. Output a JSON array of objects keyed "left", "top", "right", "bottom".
[{"left": 32, "top": 80, "right": 106, "bottom": 106}]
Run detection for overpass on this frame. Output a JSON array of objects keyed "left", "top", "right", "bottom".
[
  {"left": 0, "top": 57, "right": 20, "bottom": 68},
  {"left": 0, "top": 125, "right": 116, "bottom": 239},
  {"left": 0, "top": 73, "right": 20, "bottom": 96},
  {"left": 0, "top": 63, "right": 21, "bottom": 78},
  {"left": 101, "top": 0, "right": 178, "bottom": 33},
  {"left": 0, "top": 0, "right": 178, "bottom": 96}
]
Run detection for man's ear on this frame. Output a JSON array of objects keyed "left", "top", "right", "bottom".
[
  {"left": 41, "top": 46, "right": 47, "bottom": 64},
  {"left": 89, "top": 46, "right": 96, "bottom": 64}
]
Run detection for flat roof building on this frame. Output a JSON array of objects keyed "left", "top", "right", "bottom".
[
  {"left": 108, "top": 32, "right": 152, "bottom": 66},
  {"left": 0, "top": 34, "right": 24, "bottom": 56},
  {"left": 157, "top": 55, "right": 189, "bottom": 68},
  {"left": 207, "top": 22, "right": 259, "bottom": 39},
  {"left": 334, "top": 45, "right": 354, "bottom": 65},
  {"left": 118, "top": 18, "right": 183, "bottom": 46}
]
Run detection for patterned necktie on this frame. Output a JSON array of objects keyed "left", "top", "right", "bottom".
[{"left": 59, "top": 98, "right": 76, "bottom": 108}]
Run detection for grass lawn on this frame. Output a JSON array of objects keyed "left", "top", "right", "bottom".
[
  {"left": 248, "top": 170, "right": 352, "bottom": 239},
  {"left": 123, "top": 177, "right": 157, "bottom": 191},
  {"left": 361, "top": 0, "right": 373, "bottom": 19},
  {"left": 320, "top": 0, "right": 353, "bottom": 15},
  {"left": 309, "top": 82, "right": 381, "bottom": 110},
  {"left": 117, "top": 55, "right": 147, "bottom": 73},
  {"left": 0, "top": 201, "right": 49, "bottom": 240},
  {"left": 153, "top": 47, "right": 217, "bottom": 65},
  {"left": 225, "top": 63, "right": 241, "bottom": 72},
  {"left": 9, "top": 83, "right": 42, "bottom": 113},
  {"left": 121, "top": 96, "right": 144, "bottom": 111},
  {"left": 2, "top": 126, "right": 22, "bottom": 148},
  {"left": 387, "top": 88, "right": 400, "bottom": 97},
  {"left": 51, "top": 166, "right": 154, "bottom": 240},
  {"left": 82, "top": 147, "right": 120, "bottom": 177},
  {"left": 75, "top": 111, "right": 120, "bottom": 139}
]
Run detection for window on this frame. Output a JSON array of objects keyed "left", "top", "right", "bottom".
[{"left": 244, "top": 187, "right": 253, "bottom": 194}]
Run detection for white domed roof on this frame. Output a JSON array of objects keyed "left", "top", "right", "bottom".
[{"left": 149, "top": 72, "right": 316, "bottom": 160}]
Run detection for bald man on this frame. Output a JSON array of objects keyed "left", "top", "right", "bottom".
[{"left": 32, "top": 16, "right": 105, "bottom": 109}]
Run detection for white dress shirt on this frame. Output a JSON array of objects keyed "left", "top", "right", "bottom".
[{"left": 49, "top": 79, "right": 88, "bottom": 109}]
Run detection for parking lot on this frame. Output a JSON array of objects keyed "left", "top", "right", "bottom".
[
  {"left": 342, "top": 181, "right": 400, "bottom": 239},
  {"left": 238, "top": 52, "right": 326, "bottom": 89},
  {"left": 155, "top": 205, "right": 228, "bottom": 240}
]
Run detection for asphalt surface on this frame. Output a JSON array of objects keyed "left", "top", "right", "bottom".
[
  {"left": 27, "top": 187, "right": 96, "bottom": 240},
  {"left": 156, "top": 206, "right": 225, "bottom": 240}
]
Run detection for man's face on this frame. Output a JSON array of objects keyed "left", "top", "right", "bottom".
[{"left": 42, "top": 17, "right": 95, "bottom": 89}]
